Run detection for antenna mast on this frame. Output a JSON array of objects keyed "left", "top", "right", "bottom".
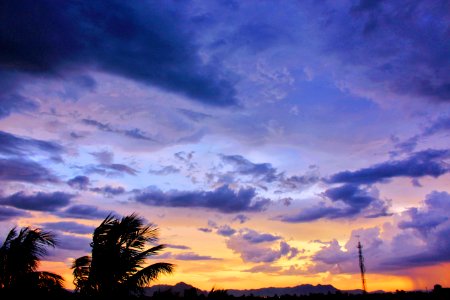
[{"left": 357, "top": 238, "right": 367, "bottom": 293}]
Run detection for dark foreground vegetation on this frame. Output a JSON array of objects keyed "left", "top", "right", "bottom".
[
  {"left": 0, "top": 286, "right": 449, "bottom": 300},
  {"left": 1, "top": 213, "right": 449, "bottom": 299}
]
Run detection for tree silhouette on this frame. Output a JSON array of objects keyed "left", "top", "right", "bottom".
[
  {"left": 72, "top": 213, "right": 174, "bottom": 297},
  {"left": 0, "top": 227, "right": 63, "bottom": 291}
]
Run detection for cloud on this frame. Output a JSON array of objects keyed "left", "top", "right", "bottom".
[
  {"left": 1, "top": 1, "right": 236, "bottom": 106},
  {"left": 0, "top": 205, "right": 31, "bottom": 221},
  {"left": 57, "top": 204, "right": 116, "bottom": 220},
  {"left": 220, "top": 154, "right": 278, "bottom": 183},
  {"left": 0, "top": 191, "right": 74, "bottom": 212},
  {"left": 221, "top": 227, "right": 298, "bottom": 263},
  {"left": 227, "top": 238, "right": 297, "bottom": 263},
  {"left": 0, "top": 90, "right": 38, "bottom": 118},
  {"left": 177, "top": 108, "right": 212, "bottom": 122},
  {"left": 0, "top": 158, "right": 58, "bottom": 183},
  {"left": 0, "top": 130, "right": 64, "bottom": 159},
  {"left": 56, "top": 233, "right": 91, "bottom": 252},
  {"left": 232, "top": 214, "right": 249, "bottom": 224},
  {"left": 312, "top": 0, "right": 450, "bottom": 104},
  {"left": 217, "top": 225, "right": 236, "bottom": 237},
  {"left": 41, "top": 221, "right": 96, "bottom": 235},
  {"left": 240, "top": 228, "right": 280, "bottom": 244},
  {"left": 198, "top": 228, "right": 212, "bottom": 233},
  {"left": 328, "top": 149, "right": 450, "bottom": 185},
  {"left": 310, "top": 191, "right": 450, "bottom": 273},
  {"left": 148, "top": 165, "right": 180, "bottom": 176},
  {"left": 398, "top": 191, "right": 450, "bottom": 237},
  {"left": 85, "top": 163, "right": 138, "bottom": 176},
  {"left": 89, "top": 150, "right": 114, "bottom": 165},
  {"left": 89, "top": 185, "right": 126, "bottom": 197},
  {"left": 423, "top": 116, "right": 450, "bottom": 136},
  {"left": 280, "top": 184, "right": 391, "bottom": 223},
  {"left": 67, "top": 175, "right": 90, "bottom": 190},
  {"left": 158, "top": 251, "right": 221, "bottom": 261},
  {"left": 243, "top": 264, "right": 283, "bottom": 273},
  {"left": 83, "top": 119, "right": 155, "bottom": 142},
  {"left": 172, "top": 252, "right": 221, "bottom": 261},
  {"left": 134, "top": 184, "right": 270, "bottom": 213},
  {"left": 165, "top": 244, "right": 191, "bottom": 250}
]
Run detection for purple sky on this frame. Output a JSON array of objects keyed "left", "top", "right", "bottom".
[{"left": 1, "top": 0, "right": 449, "bottom": 291}]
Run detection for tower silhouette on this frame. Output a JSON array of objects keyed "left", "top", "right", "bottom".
[{"left": 357, "top": 238, "right": 367, "bottom": 293}]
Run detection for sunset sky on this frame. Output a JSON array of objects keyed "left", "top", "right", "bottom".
[{"left": 1, "top": 0, "right": 450, "bottom": 292}]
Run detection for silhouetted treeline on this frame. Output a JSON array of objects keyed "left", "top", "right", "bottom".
[{"left": 2, "top": 286, "right": 449, "bottom": 300}]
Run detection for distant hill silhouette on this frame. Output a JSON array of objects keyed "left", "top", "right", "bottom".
[{"left": 145, "top": 282, "right": 374, "bottom": 297}]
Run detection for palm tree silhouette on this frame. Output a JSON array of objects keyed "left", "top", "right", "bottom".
[
  {"left": 0, "top": 227, "right": 63, "bottom": 291},
  {"left": 72, "top": 213, "right": 174, "bottom": 297}
]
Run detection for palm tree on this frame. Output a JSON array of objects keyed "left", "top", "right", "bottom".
[
  {"left": 0, "top": 227, "right": 63, "bottom": 291},
  {"left": 72, "top": 213, "right": 174, "bottom": 297}
]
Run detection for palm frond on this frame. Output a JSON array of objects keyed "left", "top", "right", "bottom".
[{"left": 125, "top": 262, "right": 174, "bottom": 289}]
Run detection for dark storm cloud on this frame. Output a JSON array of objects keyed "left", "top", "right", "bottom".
[
  {"left": 57, "top": 204, "right": 116, "bottom": 220},
  {"left": 41, "top": 221, "right": 96, "bottom": 235},
  {"left": 0, "top": 191, "right": 74, "bottom": 212},
  {"left": 318, "top": 0, "right": 450, "bottom": 103},
  {"left": 134, "top": 184, "right": 270, "bottom": 213},
  {"left": 0, "top": 130, "right": 64, "bottom": 158},
  {"left": 67, "top": 175, "right": 90, "bottom": 190},
  {"left": 279, "top": 184, "right": 390, "bottom": 223},
  {"left": 82, "top": 119, "right": 155, "bottom": 142},
  {"left": 328, "top": 149, "right": 450, "bottom": 185},
  {"left": 0, "top": 158, "right": 58, "bottom": 183},
  {"left": 0, "top": 205, "right": 31, "bottom": 221},
  {"left": 0, "top": 0, "right": 236, "bottom": 106}
]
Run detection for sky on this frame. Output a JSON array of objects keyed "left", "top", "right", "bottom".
[{"left": 1, "top": 0, "right": 450, "bottom": 292}]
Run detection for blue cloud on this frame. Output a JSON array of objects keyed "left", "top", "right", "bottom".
[
  {"left": 82, "top": 119, "right": 155, "bottom": 142},
  {"left": 240, "top": 228, "right": 280, "bottom": 244},
  {"left": 0, "top": 130, "right": 64, "bottom": 158},
  {"left": 90, "top": 185, "right": 126, "bottom": 197},
  {"left": 41, "top": 221, "right": 96, "bottom": 235},
  {"left": 217, "top": 225, "right": 236, "bottom": 237},
  {"left": 0, "top": 0, "right": 236, "bottom": 106},
  {"left": 220, "top": 154, "right": 278, "bottom": 183},
  {"left": 0, "top": 191, "right": 74, "bottom": 212},
  {"left": 328, "top": 149, "right": 450, "bottom": 184},
  {"left": 0, "top": 158, "right": 58, "bottom": 183},
  {"left": 57, "top": 204, "right": 117, "bottom": 220},
  {"left": 0, "top": 205, "right": 31, "bottom": 221},
  {"left": 67, "top": 175, "right": 90, "bottom": 190},
  {"left": 279, "top": 184, "right": 391, "bottom": 223},
  {"left": 134, "top": 184, "right": 270, "bottom": 213}
]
